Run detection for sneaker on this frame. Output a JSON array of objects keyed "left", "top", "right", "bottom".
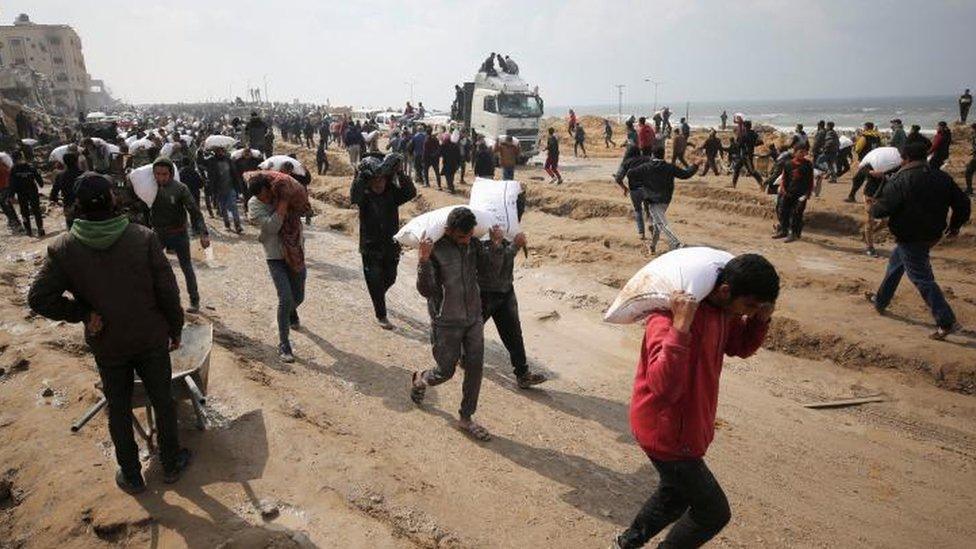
[
  {"left": 843, "top": 196, "right": 856, "bottom": 203},
  {"left": 516, "top": 372, "right": 547, "bottom": 389},
  {"left": 865, "top": 247, "right": 879, "bottom": 258},
  {"left": 163, "top": 448, "right": 192, "bottom": 484},
  {"left": 290, "top": 312, "right": 301, "bottom": 330},
  {"left": 377, "top": 317, "right": 394, "bottom": 330},
  {"left": 784, "top": 235, "right": 798, "bottom": 243},
  {"left": 771, "top": 232, "right": 788, "bottom": 239},
  {"left": 37, "top": 228, "right": 46, "bottom": 237},
  {"left": 234, "top": 225, "right": 243, "bottom": 234},
  {"left": 187, "top": 302, "right": 201, "bottom": 314},
  {"left": 280, "top": 350, "right": 295, "bottom": 363},
  {"left": 115, "top": 469, "right": 146, "bottom": 495}
]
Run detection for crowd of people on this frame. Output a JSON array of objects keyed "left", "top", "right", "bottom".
[{"left": 0, "top": 86, "right": 970, "bottom": 548}]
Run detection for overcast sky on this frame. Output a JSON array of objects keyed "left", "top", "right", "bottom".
[{"left": 5, "top": 1, "right": 974, "bottom": 109}]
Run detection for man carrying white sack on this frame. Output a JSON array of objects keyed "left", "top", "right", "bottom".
[
  {"left": 613, "top": 254, "right": 779, "bottom": 549},
  {"left": 478, "top": 230, "right": 547, "bottom": 389},
  {"left": 410, "top": 207, "right": 509, "bottom": 442}
]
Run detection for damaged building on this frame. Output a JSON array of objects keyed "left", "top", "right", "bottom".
[{"left": 0, "top": 13, "right": 114, "bottom": 115}]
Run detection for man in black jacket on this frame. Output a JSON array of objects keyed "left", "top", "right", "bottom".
[
  {"left": 350, "top": 153, "right": 416, "bottom": 329},
  {"left": 478, "top": 231, "right": 546, "bottom": 389},
  {"left": 28, "top": 173, "right": 191, "bottom": 493},
  {"left": 866, "top": 141, "right": 971, "bottom": 340},
  {"left": 9, "top": 151, "right": 45, "bottom": 236},
  {"left": 626, "top": 147, "right": 699, "bottom": 253},
  {"left": 730, "top": 121, "right": 763, "bottom": 189}
]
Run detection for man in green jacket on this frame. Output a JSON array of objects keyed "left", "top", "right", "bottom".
[
  {"left": 149, "top": 158, "right": 210, "bottom": 312},
  {"left": 28, "top": 173, "right": 191, "bottom": 493}
]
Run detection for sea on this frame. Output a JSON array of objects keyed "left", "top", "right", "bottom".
[{"left": 556, "top": 95, "right": 960, "bottom": 133}]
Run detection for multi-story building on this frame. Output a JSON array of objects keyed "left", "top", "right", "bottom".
[{"left": 0, "top": 13, "right": 92, "bottom": 114}]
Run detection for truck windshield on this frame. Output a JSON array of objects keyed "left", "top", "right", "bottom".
[{"left": 497, "top": 94, "right": 543, "bottom": 117}]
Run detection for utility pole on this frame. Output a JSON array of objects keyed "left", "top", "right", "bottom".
[
  {"left": 404, "top": 80, "right": 416, "bottom": 103},
  {"left": 614, "top": 84, "right": 625, "bottom": 122},
  {"left": 263, "top": 74, "right": 269, "bottom": 104},
  {"left": 644, "top": 78, "right": 663, "bottom": 112}
]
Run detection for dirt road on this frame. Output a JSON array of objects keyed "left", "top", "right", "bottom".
[{"left": 1, "top": 137, "right": 975, "bottom": 548}]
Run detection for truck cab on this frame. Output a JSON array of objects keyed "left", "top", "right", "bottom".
[{"left": 457, "top": 71, "right": 544, "bottom": 162}]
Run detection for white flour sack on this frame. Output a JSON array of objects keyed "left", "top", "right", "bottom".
[
  {"left": 394, "top": 205, "right": 493, "bottom": 248},
  {"left": 469, "top": 178, "right": 521, "bottom": 239},
  {"left": 859, "top": 146, "right": 902, "bottom": 173},
  {"left": 128, "top": 163, "right": 180, "bottom": 207},
  {"left": 603, "top": 247, "right": 734, "bottom": 324},
  {"left": 260, "top": 155, "right": 308, "bottom": 176}
]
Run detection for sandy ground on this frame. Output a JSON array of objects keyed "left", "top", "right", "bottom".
[{"left": 1, "top": 130, "right": 975, "bottom": 548}]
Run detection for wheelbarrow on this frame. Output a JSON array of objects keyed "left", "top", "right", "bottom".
[{"left": 70, "top": 322, "right": 213, "bottom": 449}]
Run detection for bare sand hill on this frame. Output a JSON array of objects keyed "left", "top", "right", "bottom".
[{"left": 1, "top": 136, "right": 975, "bottom": 548}]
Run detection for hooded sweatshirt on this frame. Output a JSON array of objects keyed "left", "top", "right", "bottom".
[{"left": 28, "top": 219, "right": 183, "bottom": 360}]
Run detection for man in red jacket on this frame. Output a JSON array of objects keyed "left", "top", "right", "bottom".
[{"left": 614, "top": 254, "right": 779, "bottom": 548}]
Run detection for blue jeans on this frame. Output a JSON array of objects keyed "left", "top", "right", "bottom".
[
  {"left": 159, "top": 231, "right": 199, "bottom": 305},
  {"left": 220, "top": 190, "right": 240, "bottom": 228},
  {"left": 268, "top": 260, "right": 306, "bottom": 353},
  {"left": 502, "top": 166, "right": 515, "bottom": 180},
  {"left": 629, "top": 188, "right": 646, "bottom": 236},
  {"left": 874, "top": 242, "right": 956, "bottom": 329}
]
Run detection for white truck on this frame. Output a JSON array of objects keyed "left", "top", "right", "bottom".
[{"left": 453, "top": 69, "right": 544, "bottom": 162}]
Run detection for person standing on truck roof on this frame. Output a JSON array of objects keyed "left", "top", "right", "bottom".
[
  {"left": 480, "top": 52, "right": 498, "bottom": 76},
  {"left": 613, "top": 254, "right": 779, "bottom": 549},
  {"left": 543, "top": 127, "right": 563, "bottom": 185},
  {"left": 28, "top": 173, "right": 192, "bottom": 494},
  {"left": 503, "top": 55, "right": 519, "bottom": 75}
]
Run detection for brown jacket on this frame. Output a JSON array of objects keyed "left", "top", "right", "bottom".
[
  {"left": 495, "top": 142, "right": 519, "bottom": 169},
  {"left": 28, "top": 224, "right": 184, "bottom": 361}
]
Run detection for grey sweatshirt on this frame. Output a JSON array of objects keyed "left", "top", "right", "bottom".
[
  {"left": 417, "top": 238, "right": 506, "bottom": 327},
  {"left": 247, "top": 196, "right": 284, "bottom": 260}
]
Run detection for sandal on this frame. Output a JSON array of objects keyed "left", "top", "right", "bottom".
[
  {"left": 459, "top": 420, "right": 491, "bottom": 441},
  {"left": 410, "top": 371, "right": 426, "bottom": 404},
  {"left": 930, "top": 323, "right": 961, "bottom": 341}
]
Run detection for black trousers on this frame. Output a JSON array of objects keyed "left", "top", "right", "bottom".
[
  {"left": 0, "top": 187, "right": 19, "bottom": 228},
  {"left": 481, "top": 290, "right": 527, "bottom": 376},
  {"left": 701, "top": 156, "right": 720, "bottom": 176},
  {"left": 965, "top": 157, "right": 975, "bottom": 193},
  {"left": 362, "top": 246, "right": 400, "bottom": 320},
  {"left": 731, "top": 156, "right": 762, "bottom": 186},
  {"left": 14, "top": 185, "right": 43, "bottom": 233},
  {"left": 779, "top": 194, "right": 807, "bottom": 237},
  {"left": 619, "top": 458, "right": 731, "bottom": 549},
  {"left": 96, "top": 347, "right": 180, "bottom": 477},
  {"left": 443, "top": 165, "right": 458, "bottom": 193}
]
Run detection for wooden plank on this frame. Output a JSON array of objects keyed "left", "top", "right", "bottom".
[{"left": 802, "top": 395, "right": 886, "bottom": 409}]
